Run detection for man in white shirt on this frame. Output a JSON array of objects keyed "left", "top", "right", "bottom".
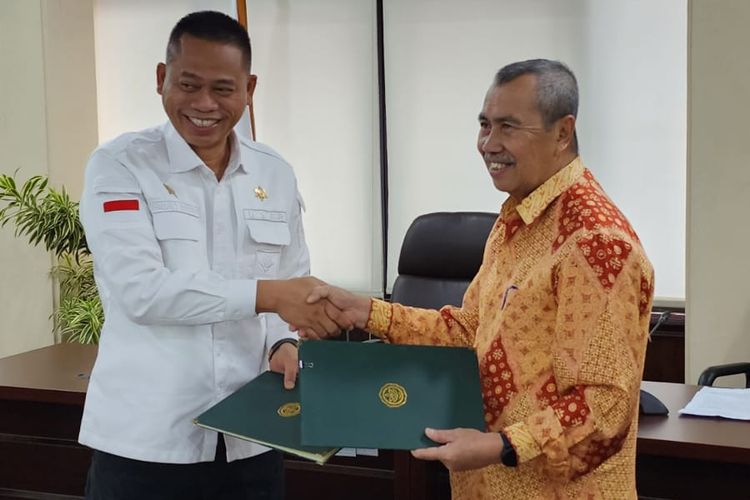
[{"left": 78, "top": 11, "right": 343, "bottom": 500}]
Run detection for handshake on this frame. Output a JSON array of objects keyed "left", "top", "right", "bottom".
[{"left": 256, "top": 277, "right": 371, "bottom": 339}]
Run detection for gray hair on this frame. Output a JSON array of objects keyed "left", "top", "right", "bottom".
[{"left": 494, "top": 59, "right": 578, "bottom": 130}]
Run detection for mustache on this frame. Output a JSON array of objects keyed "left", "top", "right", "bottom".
[{"left": 484, "top": 155, "right": 516, "bottom": 164}]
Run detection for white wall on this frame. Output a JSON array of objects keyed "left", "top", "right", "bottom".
[
  {"left": 580, "top": 1, "right": 686, "bottom": 303},
  {"left": 93, "top": 0, "right": 236, "bottom": 143},
  {"left": 93, "top": 0, "right": 381, "bottom": 295},
  {"left": 91, "top": 0, "right": 687, "bottom": 300},
  {"left": 6, "top": 0, "right": 750, "bottom": 388},
  {"left": 384, "top": 0, "right": 687, "bottom": 302},
  {"left": 245, "top": 0, "right": 381, "bottom": 294}
]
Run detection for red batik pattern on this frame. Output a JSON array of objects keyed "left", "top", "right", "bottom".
[
  {"left": 440, "top": 308, "right": 455, "bottom": 327},
  {"left": 552, "top": 386, "right": 590, "bottom": 428},
  {"left": 550, "top": 266, "right": 560, "bottom": 298},
  {"left": 480, "top": 338, "right": 518, "bottom": 426},
  {"left": 536, "top": 375, "right": 561, "bottom": 407},
  {"left": 639, "top": 275, "right": 653, "bottom": 315},
  {"left": 503, "top": 215, "right": 524, "bottom": 242},
  {"left": 537, "top": 375, "right": 591, "bottom": 429},
  {"left": 573, "top": 427, "right": 630, "bottom": 478},
  {"left": 553, "top": 176, "right": 638, "bottom": 252},
  {"left": 576, "top": 234, "right": 633, "bottom": 290}
]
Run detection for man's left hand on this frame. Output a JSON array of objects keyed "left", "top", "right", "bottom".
[
  {"left": 269, "top": 342, "right": 299, "bottom": 390},
  {"left": 411, "top": 428, "right": 504, "bottom": 472}
]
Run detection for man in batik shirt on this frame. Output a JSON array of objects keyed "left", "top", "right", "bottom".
[{"left": 304, "top": 59, "right": 654, "bottom": 499}]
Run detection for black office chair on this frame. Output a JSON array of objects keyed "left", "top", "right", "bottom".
[
  {"left": 389, "top": 212, "right": 496, "bottom": 500},
  {"left": 698, "top": 362, "right": 750, "bottom": 388},
  {"left": 390, "top": 212, "right": 497, "bottom": 308}
]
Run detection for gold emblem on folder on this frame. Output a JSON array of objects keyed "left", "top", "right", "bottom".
[
  {"left": 277, "top": 402, "right": 301, "bottom": 417},
  {"left": 379, "top": 383, "right": 407, "bottom": 408},
  {"left": 254, "top": 186, "right": 268, "bottom": 201}
]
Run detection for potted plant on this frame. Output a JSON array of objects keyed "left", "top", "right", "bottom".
[{"left": 0, "top": 174, "right": 101, "bottom": 344}]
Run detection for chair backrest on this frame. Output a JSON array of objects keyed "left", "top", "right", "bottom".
[
  {"left": 697, "top": 362, "right": 750, "bottom": 388},
  {"left": 390, "top": 212, "right": 497, "bottom": 308}
]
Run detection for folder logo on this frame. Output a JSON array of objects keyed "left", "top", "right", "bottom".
[
  {"left": 379, "top": 383, "right": 407, "bottom": 408},
  {"left": 277, "top": 402, "right": 301, "bottom": 417}
]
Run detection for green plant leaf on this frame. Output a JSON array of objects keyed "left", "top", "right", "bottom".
[
  {"left": 0, "top": 173, "right": 88, "bottom": 257},
  {"left": 1, "top": 173, "right": 98, "bottom": 344}
]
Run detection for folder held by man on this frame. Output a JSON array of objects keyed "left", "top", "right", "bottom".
[
  {"left": 193, "top": 371, "right": 339, "bottom": 465},
  {"left": 299, "top": 341, "right": 485, "bottom": 450}
]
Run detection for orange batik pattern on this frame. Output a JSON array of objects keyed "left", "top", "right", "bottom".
[{"left": 366, "top": 157, "right": 653, "bottom": 500}]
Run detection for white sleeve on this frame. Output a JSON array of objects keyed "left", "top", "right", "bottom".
[
  {"left": 81, "top": 151, "right": 258, "bottom": 326},
  {"left": 263, "top": 190, "right": 307, "bottom": 353}
]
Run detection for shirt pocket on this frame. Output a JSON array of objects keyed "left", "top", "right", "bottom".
[
  {"left": 243, "top": 209, "right": 290, "bottom": 278},
  {"left": 150, "top": 198, "right": 203, "bottom": 271}
]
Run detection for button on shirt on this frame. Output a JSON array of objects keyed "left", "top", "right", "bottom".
[{"left": 78, "top": 122, "right": 308, "bottom": 464}]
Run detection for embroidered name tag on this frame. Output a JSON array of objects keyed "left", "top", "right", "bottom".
[
  {"left": 243, "top": 209, "right": 287, "bottom": 223},
  {"left": 148, "top": 199, "right": 200, "bottom": 218},
  {"left": 103, "top": 199, "right": 139, "bottom": 212}
]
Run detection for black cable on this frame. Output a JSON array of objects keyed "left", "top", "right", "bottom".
[
  {"left": 649, "top": 311, "right": 671, "bottom": 336},
  {"left": 376, "top": 0, "right": 389, "bottom": 299}
]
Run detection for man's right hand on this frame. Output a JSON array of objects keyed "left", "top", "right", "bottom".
[
  {"left": 299, "top": 284, "right": 371, "bottom": 339},
  {"left": 256, "top": 277, "right": 352, "bottom": 339}
]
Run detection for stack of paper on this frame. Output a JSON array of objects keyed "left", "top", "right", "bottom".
[{"left": 679, "top": 386, "right": 750, "bottom": 420}]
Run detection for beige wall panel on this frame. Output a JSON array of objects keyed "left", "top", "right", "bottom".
[
  {"left": 687, "top": 0, "right": 750, "bottom": 384},
  {"left": 0, "top": 1, "right": 97, "bottom": 358},
  {"left": 41, "top": 0, "right": 98, "bottom": 199},
  {"left": 0, "top": 0, "right": 55, "bottom": 357}
]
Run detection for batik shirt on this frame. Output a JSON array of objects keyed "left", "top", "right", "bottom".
[{"left": 367, "top": 157, "right": 654, "bottom": 499}]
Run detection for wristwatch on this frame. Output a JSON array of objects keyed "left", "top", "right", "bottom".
[
  {"left": 268, "top": 338, "right": 299, "bottom": 361},
  {"left": 499, "top": 432, "right": 518, "bottom": 467}
]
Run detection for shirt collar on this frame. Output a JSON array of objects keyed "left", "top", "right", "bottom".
[
  {"left": 164, "top": 121, "right": 244, "bottom": 175},
  {"left": 512, "top": 156, "right": 585, "bottom": 225}
]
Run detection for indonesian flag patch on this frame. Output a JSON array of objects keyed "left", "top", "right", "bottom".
[{"left": 103, "top": 199, "right": 140, "bottom": 212}]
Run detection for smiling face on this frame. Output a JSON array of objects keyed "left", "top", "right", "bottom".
[
  {"left": 477, "top": 74, "right": 575, "bottom": 200},
  {"left": 156, "top": 34, "right": 256, "bottom": 165}
]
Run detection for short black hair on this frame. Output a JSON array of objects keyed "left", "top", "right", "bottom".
[
  {"left": 166, "top": 11, "right": 252, "bottom": 72},
  {"left": 494, "top": 59, "right": 578, "bottom": 152}
]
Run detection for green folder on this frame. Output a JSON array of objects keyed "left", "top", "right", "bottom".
[
  {"left": 299, "top": 341, "right": 485, "bottom": 450},
  {"left": 193, "top": 371, "right": 339, "bottom": 465}
]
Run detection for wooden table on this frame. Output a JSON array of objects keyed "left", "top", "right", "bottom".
[
  {"left": 0, "top": 343, "right": 95, "bottom": 499},
  {"left": 4, "top": 345, "right": 750, "bottom": 500},
  {"left": 637, "top": 381, "right": 750, "bottom": 499},
  {"left": 0, "top": 344, "right": 401, "bottom": 500}
]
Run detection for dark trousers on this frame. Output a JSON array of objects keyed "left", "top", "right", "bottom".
[{"left": 85, "top": 435, "right": 284, "bottom": 500}]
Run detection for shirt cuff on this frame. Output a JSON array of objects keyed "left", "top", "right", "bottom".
[
  {"left": 223, "top": 279, "right": 258, "bottom": 321},
  {"left": 502, "top": 421, "right": 543, "bottom": 464},
  {"left": 365, "top": 298, "right": 393, "bottom": 336}
]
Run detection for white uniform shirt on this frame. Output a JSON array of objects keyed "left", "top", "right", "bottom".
[{"left": 78, "top": 122, "right": 306, "bottom": 463}]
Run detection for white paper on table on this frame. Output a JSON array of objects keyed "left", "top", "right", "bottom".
[
  {"left": 335, "top": 448, "right": 357, "bottom": 457},
  {"left": 356, "top": 448, "right": 379, "bottom": 457},
  {"left": 679, "top": 386, "right": 750, "bottom": 420}
]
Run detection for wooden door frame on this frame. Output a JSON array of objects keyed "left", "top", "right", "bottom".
[{"left": 235, "top": 0, "right": 256, "bottom": 140}]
